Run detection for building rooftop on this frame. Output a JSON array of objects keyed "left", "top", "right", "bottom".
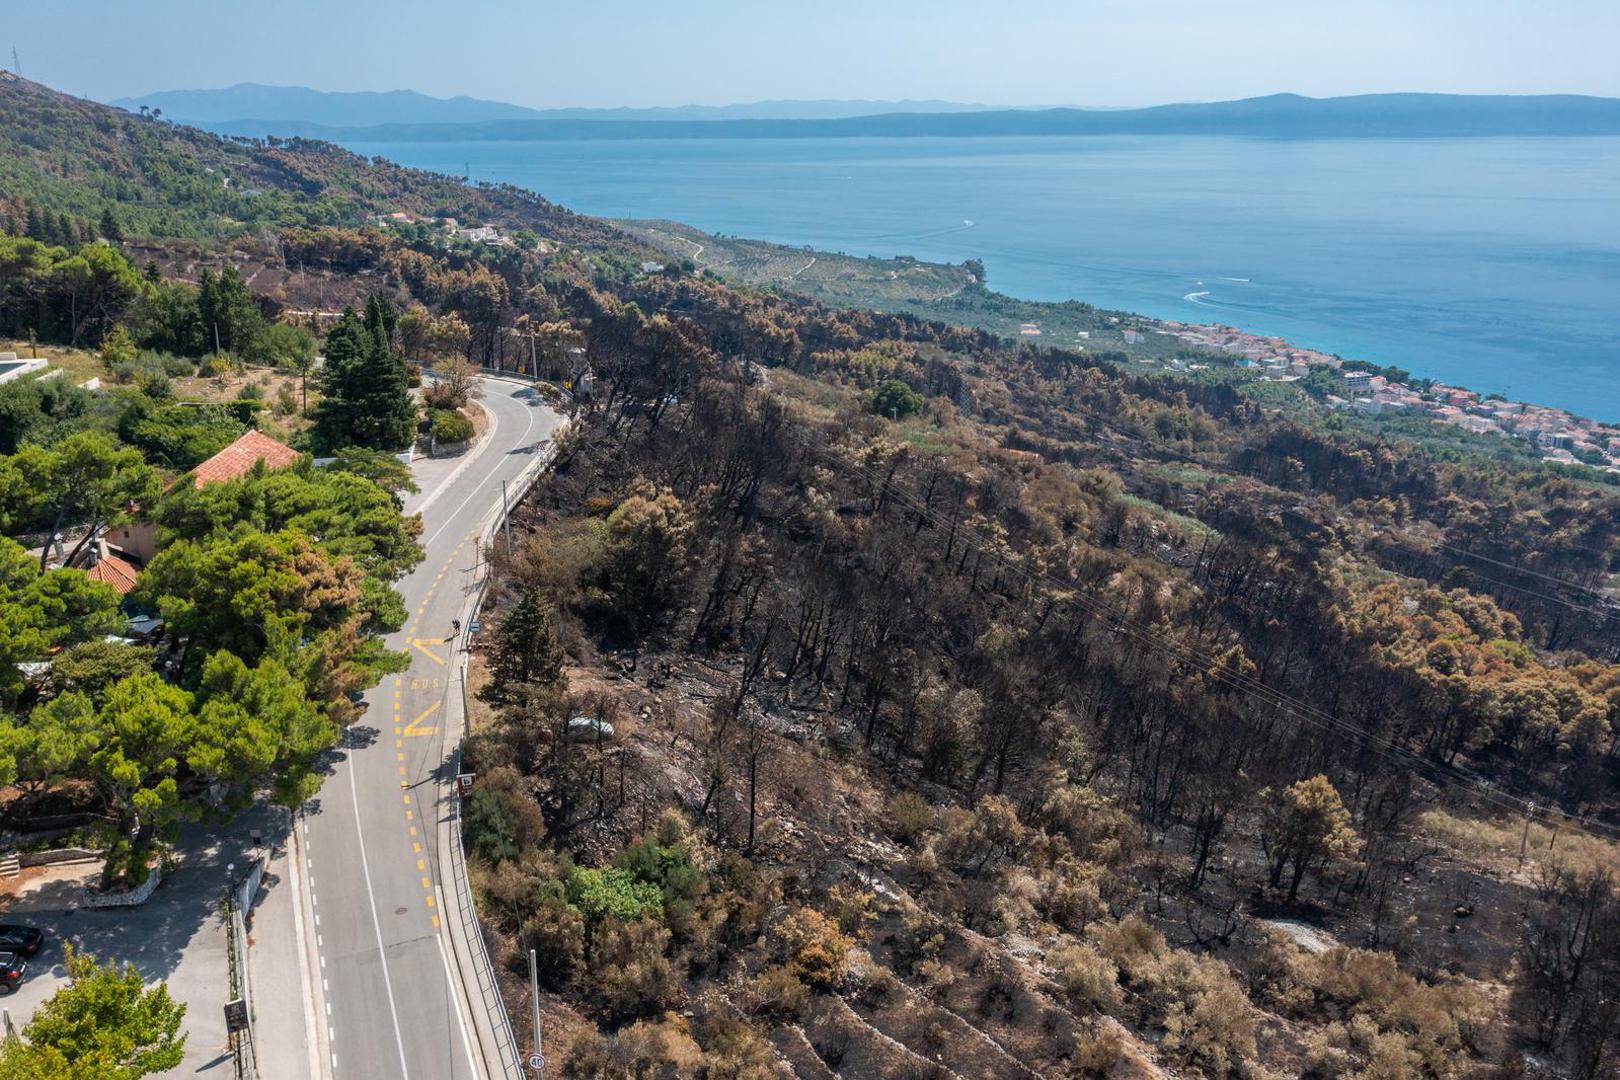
[
  {"left": 190, "top": 430, "right": 300, "bottom": 489},
  {"left": 82, "top": 550, "right": 141, "bottom": 595}
]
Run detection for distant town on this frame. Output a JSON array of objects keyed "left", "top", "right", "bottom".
[{"left": 1157, "top": 320, "right": 1620, "bottom": 472}]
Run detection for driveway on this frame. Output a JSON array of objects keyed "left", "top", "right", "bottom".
[{"left": 0, "top": 810, "right": 281, "bottom": 1075}]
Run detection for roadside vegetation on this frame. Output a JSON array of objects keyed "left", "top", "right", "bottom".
[{"left": 2, "top": 70, "right": 1618, "bottom": 1078}]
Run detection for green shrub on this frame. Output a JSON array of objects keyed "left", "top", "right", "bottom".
[
  {"left": 429, "top": 407, "right": 474, "bottom": 443},
  {"left": 617, "top": 824, "right": 703, "bottom": 918},
  {"left": 567, "top": 865, "right": 664, "bottom": 924},
  {"left": 869, "top": 377, "right": 924, "bottom": 419}
]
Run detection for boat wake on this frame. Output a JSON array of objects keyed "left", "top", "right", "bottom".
[
  {"left": 1217, "top": 276, "right": 1251, "bottom": 283},
  {"left": 1184, "top": 290, "right": 1213, "bottom": 305}
]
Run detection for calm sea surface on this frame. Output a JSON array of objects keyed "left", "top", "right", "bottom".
[{"left": 347, "top": 135, "right": 1620, "bottom": 421}]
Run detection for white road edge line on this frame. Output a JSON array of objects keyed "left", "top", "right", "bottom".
[
  {"left": 421, "top": 384, "right": 538, "bottom": 550},
  {"left": 435, "top": 884, "right": 483, "bottom": 1079},
  {"left": 347, "top": 736, "right": 413, "bottom": 1080},
  {"left": 412, "top": 377, "right": 504, "bottom": 520},
  {"left": 288, "top": 812, "right": 329, "bottom": 1080}
]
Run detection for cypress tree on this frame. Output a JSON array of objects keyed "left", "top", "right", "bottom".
[
  {"left": 99, "top": 208, "right": 123, "bottom": 243},
  {"left": 478, "top": 587, "right": 564, "bottom": 706},
  {"left": 313, "top": 308, "right": 418, "bottom": 453}
]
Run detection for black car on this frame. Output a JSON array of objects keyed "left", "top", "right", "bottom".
[
  {"left": 0, "top": 925, "right": 43, "bottom": 957},
  {"left": 0, "top": 952, "right": 25, "bottom": 996}
]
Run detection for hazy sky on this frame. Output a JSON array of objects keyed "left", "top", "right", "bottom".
[{"left": 9, "top": 0, "right": 1619, "bottom": 108}]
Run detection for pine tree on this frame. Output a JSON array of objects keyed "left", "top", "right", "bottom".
[
  {"left": 478, "top": 587, "right": 564, "bottom": 706},
  {"left": 24, "top": 203, "right": 46, "bottom": 241},
  {"left": 99, "top": 208, "right": 123, "bottom": 244}
]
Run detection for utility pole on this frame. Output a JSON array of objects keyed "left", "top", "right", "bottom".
[
  {"left": 10, "top": 47, "right": 19, "bottom": 77},
  {"left": 1519, "top": 802, "right": 1535, "bottom": 869},
  {"left": 528, "top": 948, "right": 544, "bottom": 1077}
]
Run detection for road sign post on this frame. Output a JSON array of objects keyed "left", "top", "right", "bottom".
[{"left": 530, "top": 947, "right": 543, "bottom": 1076}]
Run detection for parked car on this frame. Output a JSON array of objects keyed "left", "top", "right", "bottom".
[
  {"left": 0, "top": 925, "right": 43, "bottom": 957},
  {"left": 0, "top": 952, "right": 26, "bottom": 995}
]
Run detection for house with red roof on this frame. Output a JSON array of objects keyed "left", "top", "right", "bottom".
[
  {"left": 188, "top": 429, "right": 301, "bottom": 489},
  {"left": 80, "top": 544, "right": 141, "bottom": 595}
]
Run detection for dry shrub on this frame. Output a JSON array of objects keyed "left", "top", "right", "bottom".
[
  {"left": 745, "top": 964, "right": 809, "bottom": 1019},
  {"left": 1041, "top": 856, "right": 1109, "bottom": 933},
  {"left": 1161, "top": 978, "right": 1257, "bottom": 1078},
  {"left": 1039, "top": 780, "right": 1136, "bottom": 866},
  {"left": 700, "top": 1015, "right": 775, "bottom": 1080},
  {"left": 589, "top": 917, "right": 680, "bottom": 1020},
  {"left": 773, "top": 905, "right": 852, "bottom": 991},
  {"left": 1070, "top": 1019, "right": 1125, "bottom": 1078},
  {"left": 1050, "top": 941, "right": 1123, "bottom": 1013},
  {"left": 845, "top": 947, "right": 899, "bottom": 1005},
  {"left": 826, "top": 883, "right": 877, "bottom": 939},
  {"left": 983, "top": 868, "right": 1042, "bottom": 935},
  {"left": 889, "top": 790, "right": 936, "bottom": 845},
  {"left": 1098, "top": 914, "right": 1256, "bottom": 1076},
  {"left": 1297, "top": 946, "right": 1486, "bottom": 1076},
  {"left": 560, "top": 1012, "right": 704, "bottom": 1079},
  {"left": 889, "top": 900, "right": 947, "bottom": 976},
  {"left": 934, "top": 794, "right": 1029, "bottom": 876},
  {"left": 916, "top": 956, "right": 958, "bottom": 999}
]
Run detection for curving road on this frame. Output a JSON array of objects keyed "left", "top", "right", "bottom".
[{"left": 295, "top": 376, "right": 561, "bottom": 1080}]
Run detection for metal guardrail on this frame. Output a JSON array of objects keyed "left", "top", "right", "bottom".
[
  {"left": 447, "top": 737, "right": 524, "bottom": 1079},
  {"left": 442, "top": 374, "right": 568, "bottom": 1079}
]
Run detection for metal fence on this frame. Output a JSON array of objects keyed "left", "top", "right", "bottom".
[
  {"left": 444, "top": 377, "right": 565, "bottom": 1078},
  {"left": 447, "top": 747, "right": 525, "bottom": 1079}
]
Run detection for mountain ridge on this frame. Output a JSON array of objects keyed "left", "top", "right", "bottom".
[
  {"left": 319, "top": 91, "right": 1620, "bottom": 141},
  {"left": 110, "top": 83, "right": 1019, "bottom": 132}
]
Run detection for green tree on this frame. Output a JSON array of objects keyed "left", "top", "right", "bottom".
[
  {"left": 50, "top": 243, "right": 154, "bottom": 347},
  {"left": 0, "top": 431, "right": 162, "bottom": 571},
  {"left": 0, "top": 536, "right": 122, "bottom": 705},
  {"left": 1260, "top": 774, "right": 1360, "bottom": 903},
  {"left": 0, "top": 946, "right": 186, "bottom": 1079},
  {"left": 99, "top": 324, "right": 138, "bottom": 367},
  {"left": 869, "top": 378, "right": 924, "bottom": 420},
  {"left": 191, "top": 650, "right": 336, "bottom": 807},
  {"left": 155, "top": 460, "right": 424, "bottom": 580},
  {"left": 196, "top": 266, "right": 263, "bottom": 359},
  {"left": 98, "top": 208, "right": 124, "bottom": 244},
  {"left": 479, "top": 586, "right": 565, "bottom": 706},
  {"left": 312, "top": 308, "right": 417, "bottom": 452},
  {"left": 264, "top": 321, "right": 318, "bottom": 410},
  {"left": 87, "top": 672, "right": 193, "bottom": 884}
]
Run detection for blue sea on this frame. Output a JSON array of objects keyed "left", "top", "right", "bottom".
[{"left": 347, "top": 135, "right": 1620, "bottom": 422}]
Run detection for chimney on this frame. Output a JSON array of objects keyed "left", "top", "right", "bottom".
[{"left": 51, "top": 532, "right": 65, "bottom": 567}]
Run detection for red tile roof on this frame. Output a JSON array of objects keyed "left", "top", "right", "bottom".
[
  {"left": 190, "top": 430, "right": 300, "bottom": 489},
  {"left": 83, "top": 551, "right": 140, "bottom": 595}
]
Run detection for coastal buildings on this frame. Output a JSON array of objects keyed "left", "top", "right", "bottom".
[{"left": 1153, "top": 320, "right": 1620, "bottom": 471}]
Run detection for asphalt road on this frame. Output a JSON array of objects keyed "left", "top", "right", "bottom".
[{"left": 300, "top": 377, "right": 561, "bottom": 1080}]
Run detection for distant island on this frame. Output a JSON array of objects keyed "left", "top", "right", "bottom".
[{"left": 123, "top": 91, "right": 1620, "bottom": 142}]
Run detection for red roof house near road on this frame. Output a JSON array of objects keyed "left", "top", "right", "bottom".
[{"left": 189, "top": 430, "right": 301, "bottom": 488}]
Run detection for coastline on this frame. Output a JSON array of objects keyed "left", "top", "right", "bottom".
[{"left": 611, "top": 218, "right": 1620, "bottom": 476}]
